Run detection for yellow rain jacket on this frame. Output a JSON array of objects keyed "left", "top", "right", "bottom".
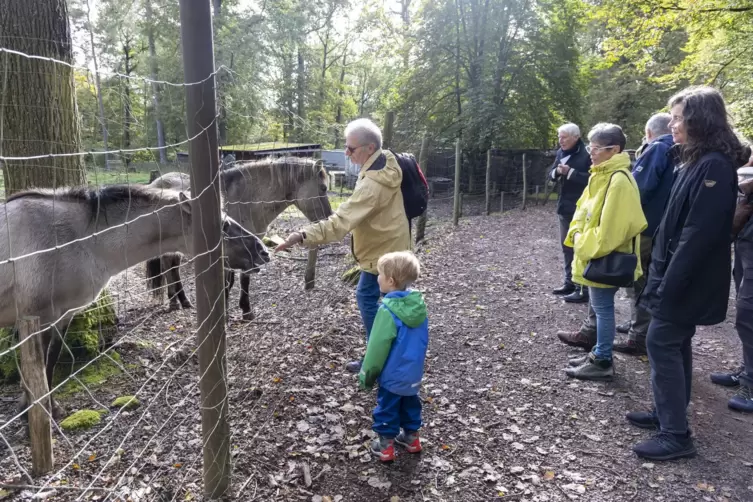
[
  {"left": 300, "top": 149, "right": 411, "bottom": 274},
  {"left": 564, "top": 152, "right": 648, "bottom": 288}
]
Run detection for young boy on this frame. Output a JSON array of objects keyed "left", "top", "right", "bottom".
[{"left": 358, "top": 251, "right": 429, "bottom": 462}]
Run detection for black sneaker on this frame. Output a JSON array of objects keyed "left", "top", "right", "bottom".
[
  {"left": 553, "top": 283, "right": 576, "bottom": 296},
  {"left": 616, "top": 321, "right": 632, "bottom": 334},
  {"left": 728, "top": 384, "right": 753, "bottom": 413},
  {"left": 633, "top": 431, "right": 696, "bottom": 461},
  {"left": 710, "top": 364, "right": 744, "bottom": 387},
  {"left": 626, "top": 410, "right": 659, "bottom": 429},
  {"left": 613, "top": 339, "right": 648, "bottom": 356},
  {"left": 563, "top": 286, "right": 589, "bottom": 304},
  {"left": 565, "top": 352, "right": 614, "bottom": 381}
]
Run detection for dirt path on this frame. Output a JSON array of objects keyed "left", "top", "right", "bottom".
[{"left": 1, "top": 205, "right": 751, "bottom": 501}]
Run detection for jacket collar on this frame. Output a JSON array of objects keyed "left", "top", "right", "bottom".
[
  {"left": 589, "top": 152, "right": 631, "bottom": 175},
  {"left": 359, "top": 149, "right": 384, "bottom": 176}
]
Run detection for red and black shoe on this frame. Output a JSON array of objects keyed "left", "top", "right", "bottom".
[
  {"left": 371, "top": 436, "right": 396, "bottom": 462},
  {"left": 395, "top": 430, "right": 422, "bottom": 453}
]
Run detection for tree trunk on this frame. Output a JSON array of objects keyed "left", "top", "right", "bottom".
[
  {"left": 84, "top": 0, "right": 110, "bottom": 170},
  {"left": 145, "top": 0, "right": 167, "bottom": 164},
  {"left": 0, "top": 0, "right": 87, "bottom": 195},
  {"left": 333, "top": 52, "right": 347, "bottom": 149},
  {"left": 296, "top": 46, "right": 306, "bottom": 142},
  {"left": 122, "top": 42, "right": 134, "bottom": 166}
]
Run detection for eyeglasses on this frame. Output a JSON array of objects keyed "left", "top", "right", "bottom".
[
  {"left": 345, "top": 144, "right": 363, "bottom": 154},
  {"left": 585, "top": 145, "right": 616, "bottom": 154}
]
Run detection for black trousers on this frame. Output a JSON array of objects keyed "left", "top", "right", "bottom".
[{"left": 558, "top": 213, "right": 575, "bottom": 286}]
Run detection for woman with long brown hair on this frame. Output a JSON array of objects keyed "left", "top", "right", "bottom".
[{"left": 628, "top": 86, "right": 750, "bottom": 461}]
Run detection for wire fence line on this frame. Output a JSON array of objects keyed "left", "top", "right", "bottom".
[{"left": 0, "top": 13, "right": 562, "bottom": 502}]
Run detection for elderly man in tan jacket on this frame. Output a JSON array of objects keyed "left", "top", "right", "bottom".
[{"left": 276, "top": 118, "right": 411, "bottom": 372}]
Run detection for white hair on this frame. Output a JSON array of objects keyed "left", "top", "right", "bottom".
[
  {"left": 344, "top": 118, "right": 383, "bottom": 150},
  {"left": 557, "top": 123, "right": 581, "bottom": 138},
  {"left": 645, "top": 113, "right": 672, "bottom": 136}
]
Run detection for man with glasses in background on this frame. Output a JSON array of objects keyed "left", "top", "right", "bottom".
[{"left": 276, "top": 118, "right": 411, "bottom": 373}]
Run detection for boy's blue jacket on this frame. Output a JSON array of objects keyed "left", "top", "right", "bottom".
[{"left": 358, "top": 290, "right": 428, "bottom": 396}]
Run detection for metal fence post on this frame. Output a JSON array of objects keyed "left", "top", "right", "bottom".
[
  {"left": 485, "top": 149, "right": 491, "bottom": 216},
  {"left": 415, "top": 132, "right": 430, "bottom": 243},
  {"left": 452, "top": 139, "right": 461, "bottom": 226},
  {"left": 521, "top": 153, "right": 528, "bottom": 210},
  {"left": 178, "top": 0, "right": 231, "bottom": 497}
]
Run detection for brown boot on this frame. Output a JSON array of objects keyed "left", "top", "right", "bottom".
[
  {"left": 613, "top": 338, "right": 647, "bottom": 356},
  {"left": 557, "top": 330, "right": 596, "bottom": 350}
]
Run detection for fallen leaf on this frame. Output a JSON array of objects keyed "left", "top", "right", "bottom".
[
  {"left": 174, "top": 463, "right": 182, "bottom": 468},
  {"left": 543, "top": 471, "right": 555, "bottom": 481},
  {"left": 88, "top": 454, "right": 97, "bottom": 462},
  {"left": 510, "top": 466, "right": 525, "bottom": 474},
  {"left": 642, "top": 463, "right": 655, "bottom": 470},
  {"left": 367, "top": 477, "right": 391, "bottom": 490}
]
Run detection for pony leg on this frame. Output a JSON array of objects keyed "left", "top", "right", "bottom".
[
  {"left": 167, "top": 256, "right": 192, "bottom": 310},
  {"left": 225, "top": 270, "right": 235, "bottom": 306},
  {"left": 239, "top": 272, "right": 254, "bottom": 321},
  {"left": 16, "top": 324, "right": 66, "bottom": 421},
  {"left": 44, "top": 325, "right": 67, "bottom": 419}
]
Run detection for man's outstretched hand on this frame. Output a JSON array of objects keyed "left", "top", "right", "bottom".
[{"left": 275, "top": 232, "right": 304, "bottom": 253}]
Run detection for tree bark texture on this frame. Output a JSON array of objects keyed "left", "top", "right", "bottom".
[{"left": 0, "top": 0, "right": 87, "bottom": 195}]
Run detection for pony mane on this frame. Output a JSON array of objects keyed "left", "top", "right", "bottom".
[
  {"left": 223, "top": 156, "right": 326, "bottom": 190},
  {"left": 7, "top": 184, "right": 181, "bottom": 219}
]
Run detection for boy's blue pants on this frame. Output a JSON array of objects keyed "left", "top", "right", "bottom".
[{"left": 373, "top": 386, "right": 422, "bottom": 438}]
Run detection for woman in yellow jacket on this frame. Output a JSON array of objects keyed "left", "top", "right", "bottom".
[{"left": 563, "top": 123, "right": 648, "bottom": 381}]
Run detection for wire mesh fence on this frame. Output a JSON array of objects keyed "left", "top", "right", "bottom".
[{"left": 0, "top": 4, "right": 564, "bottom": 500}]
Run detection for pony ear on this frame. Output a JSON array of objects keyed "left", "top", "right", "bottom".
[{"left": 179, "top": 192, "right": 192, "bottom": 215}]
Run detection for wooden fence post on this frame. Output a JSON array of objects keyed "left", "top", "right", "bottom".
[
  {"left": 521, "top": 153, "right": 528, "bottom": 210},
  {"left": 179, "top": 0, "right": 231, "bottom": 496},
  {"left": 485, "top": 149, "right": 492, "bottom": 216},
  {"left": 414, "top": 132, "right": 430, "bottom": 243},
  {"left": 500, "top": 191, "right": 505, "bottom": 213},
  {"left": 452, "top": 139, "right": 461, "bottom": 226},
  {"left": 149, "top": 170, "right": 160, "bottom": 183},
  {"left": 18, "top": 316, "right": 54, "bottom": 477},
  {"left": 383, "top": 111, "right": 395, "bottom": 149},
  {"left": 304, "top": 248, "right": 318, "bottom": 290},
  {"left": 535, "top": 185, "right": 540, "bottom": 205}
]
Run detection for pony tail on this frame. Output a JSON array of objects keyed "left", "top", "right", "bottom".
[{"left": 145, "top": 257, "right": 165, "bottom": 301}]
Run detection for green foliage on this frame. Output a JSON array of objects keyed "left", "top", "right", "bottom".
[
  {"left": 60, "top": 409, "right": 103, "bottom": 431},
  {"left": 0, "top": 329, "right": 18, "bottom": 382}
]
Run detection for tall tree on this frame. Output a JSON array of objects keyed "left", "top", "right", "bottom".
[{"left": 0, "top": 0, "right": 87, "bottom": 194}]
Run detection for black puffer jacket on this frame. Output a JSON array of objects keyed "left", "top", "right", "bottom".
[
  {"left": 549, "top": 139, "right": 592, "bottom": 216},
  {"left": 638, "top": 151, "right": 737, "bottom": 326}
]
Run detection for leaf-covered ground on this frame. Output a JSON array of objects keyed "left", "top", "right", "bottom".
[{"left": 1, "top": 202, "right": 752, "bottom": 501}]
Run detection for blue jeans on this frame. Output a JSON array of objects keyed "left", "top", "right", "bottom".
[
  {"left": 589, "top": 286, "right": 618, "bottom": 360},
  {"left": 357, "top": 271, "right": 381, "bottom": 340},
  {"left": 373, "top": 386, "right": 422, "bottom": 438}
]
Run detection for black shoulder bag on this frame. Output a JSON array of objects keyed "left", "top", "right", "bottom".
[{"left": 582, "top": 170, "right": 638, "bottom": 288}]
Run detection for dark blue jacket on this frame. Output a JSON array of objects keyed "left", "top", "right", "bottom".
[
  {"left": 638, "top": 152, "right": 738, "bottom": 325},
  {"left": 549, "top": 139, "right": 592, "bottom": 216},
  {"left": 632, "top": 134, "right": 675, "bottom": 236}
]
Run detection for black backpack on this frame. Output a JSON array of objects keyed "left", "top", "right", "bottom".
[{"left": 368, "top": 150, "right": 429, "bottom": 220}]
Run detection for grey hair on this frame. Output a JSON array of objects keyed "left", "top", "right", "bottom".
[
  {"left": 345, "top": 118, "right": 383, "bottom": 150},
  {"left": 588, "top": 122, "right": 627, "bottom": 152},
  {"left": 645, "top": 113, "right": 672, "bottom": 136},
  {"left": 557, "top": 123, "right": 581, "bottom": 138}
]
